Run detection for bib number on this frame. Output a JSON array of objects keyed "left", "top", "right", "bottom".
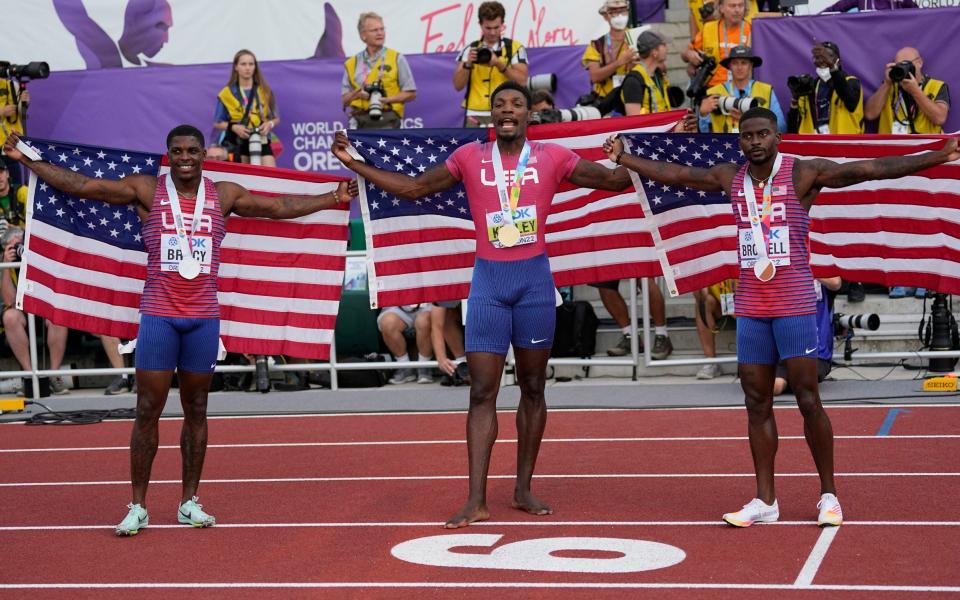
[{"left": 161, "top": 233, "right": 213, "bottom": 275}]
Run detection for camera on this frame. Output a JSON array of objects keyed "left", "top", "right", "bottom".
[
  {"left": 0, "top": 61, "right": 49, "bottom": 81},
  {"left": 364, "top": 81, "right": 386, "bottom": 120},
  {"left": 247, "top": 127, "right": 263, "bottom": 166},
  {"left": 14, "top": 242, "right": 24, "bottom": 260},
  {"left": 833, "top": 313, "right": 880, "bottom": 332},
  {"left": 889, "top": 60, "right": 916, "bottom": 83},
  {"left": 698, "top": 1, "right": 717, "bottom": 21},
  {"left": 717, "top": 95, "right": 760, "bottom": 115},
  {"left": 527, "top": 73, "right": 557, "bottom": 93},
  {"left": 787, "top": 74, "right": 816, "bottom": 97},
  {"left": 475, "top": 47, "right": 493, "bottom": 65},
  {"left": 686, "top": 54, "right": 717, "bottom": 102},
  {"left": 535, "top": 106, "right": 603, "bottom": 124}
]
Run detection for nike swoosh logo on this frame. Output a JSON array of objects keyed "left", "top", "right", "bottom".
[
  {"left": 159, "top": 199, "right": 171, "bottom": 205},
  {"left": 531, "top": 338, "right": 547, "bottom": 344},
  {"left": 481, "top": 158, "right": 493, "bottom": 164},
  {"left": 805, "top": 347, "right": 817, "bottom": 354}
]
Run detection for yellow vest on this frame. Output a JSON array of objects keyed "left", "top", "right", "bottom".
[
  {"left": 796, "top": 75, "right": 864, "bottom": 134},
  {"left": 689, "top": 0, "right": 759, "bottom": 31},
  {"left": 344, "top": 48, "right": 405, "bottom": 117},
  {"left": 620, "top": 65, "right": 672, "bottom": 114},
  {"left": 878, "top": 77, "right": 946, "bottom": 134},
  {"left": 0, "top": 80, "right": 24, "bottom": 147},
  {"left": 581, "top": 35, "right": 632, "bottom": 97},
  {"left": 699, "top": 20, "right": 751, "bottom": 87},
  {"left": 217, "top": 85, "right": 272, "bottom": 128},
  {"left": 462, "top": 38, "right": 523, "bottom": 112},
  {"left": 705, "top": 80, "right": 772, "bottom": 133}
]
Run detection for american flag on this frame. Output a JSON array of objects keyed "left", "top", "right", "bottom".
[
  {"left": 352, "top": 111, "right": 685, "bottom": 308},
  {"left": 624, "top": 133, "right": 960, "bottom": 296},
  {"left": 16, "top": 139, "right": 349, "bottom": 360}
]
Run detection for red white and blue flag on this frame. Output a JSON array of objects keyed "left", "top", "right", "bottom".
[
  {"left": 352, "top": 111, "right": 686, "bottom": 308},
  {"left": 16, "top": 139, "right": 349, "bottom": 359}
]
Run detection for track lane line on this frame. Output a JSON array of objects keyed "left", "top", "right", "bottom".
[{"left": 794, "top": 526, "right": 841, "bottom": 586}]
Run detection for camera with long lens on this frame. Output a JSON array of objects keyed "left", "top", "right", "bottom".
[
  {"left": 833, "top": 313, "right": 880, "bottom": 332},
  {"left": 787, "top": 73, "right": 816, "bottom": 97},
  {"left": 686, "top": 54, "right": 717, "bottom": 102},
  {"left": 475, "top": 47, "right": 493, "bottom": 65},
  {"left": 0, "top": 61, "right": 50, "bottom": 81},
  {"left": 698, "top": 1, "right": 717, "bottom": 21},
  {"left": 527, "top": 73, "right": 556, "bottom": 93},
  {"left": 889, "top": 60, "right": 916, "bottom": 83},
  {"left": 364, "top": 81, "right": 386, "bottom": 120},
  {"left": 247, "top": 126, "right": 263, "bottom": 166},
  {"left": 716, "top": 95, "right": 760, "bottom": 115},
  {"left": 535, "top": 105, "right": 603, "bottom": 124}
]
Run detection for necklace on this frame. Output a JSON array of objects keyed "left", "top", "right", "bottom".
[{"left": 746, "top": 168, "right": 769, "bottom": 188}]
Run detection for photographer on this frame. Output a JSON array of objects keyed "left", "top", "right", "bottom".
[
  {"left": 865, "top": 48, "right": 949, "bottom": 135},
  {"left": 1, "top": 227, "right": 70, "bottom": 394},
  {"left": 0, "top": 77, "right": 28, "bottom": 186},
  {"left": 683, "top": 0, "right": 750, "bottom": 88},
  {"left": 621, "top": 31, "right": 675, "bottom": 116},
  {"left": 453, "top": 1, "right": 529, "bottom": 127},
  {"left": 342, "top": 12, "right": 417, "bottom": 130},
  {"left": 698, "top": 46, "right": 785, "bottom": 133},
  {"left": 214, "top": 50, "right": 280, "bottom": 166},
  {"left": 582, "top": 0, "right": 639, "bottom": 99},
  {"left": 0, "top": 161, "right": 26, "bottom": 234},
  {"left": 787, "top": 41, "right": 863, "bottom": 134},
  {"left": 773, "top": 277, "right": 841, "bottom": 395}
]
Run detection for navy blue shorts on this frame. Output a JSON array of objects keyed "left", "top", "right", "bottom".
[
  {"left": 466, "top": 254, "right": 556, "bottom": 355},
  {"left": 736, "top": 314, "right": 819, "bottom": 365},
  {"left": 135, "top": 314, "right": 220, "bottom": 373}
]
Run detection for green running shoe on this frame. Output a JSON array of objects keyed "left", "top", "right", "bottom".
[
  {"left": 178, "top": 496, "right": 216, "bottom": 528},
  {"left": 115, "top": 503, "right": 148, "bottom": 536}
]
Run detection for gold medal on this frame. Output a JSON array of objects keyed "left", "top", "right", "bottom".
[{"left": 497, "top": 223, "right": 521, "bottom": 247}]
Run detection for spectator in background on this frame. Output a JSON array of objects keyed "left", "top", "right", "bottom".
[
  {"left": 205, "top": 144, "right": 228, "bottom": 161},
  {"left": 0, "top": 161, "right": 27, "bottom": 233},
  {"left": 582, "top": 0, "right": 640, "bottom": 101},
  {"left": 0, "top": 78, "right": 28, "bottom": 186},
  {"left": 431, "top": 302, "right": 469, "bottom": 386},
  {"left": 2, "top": 227, "right": 70, "bottom": 394},
  {"left": 341, "top": 12, "right": 417, "bottom": 130},
  {"left": 531, "top": 90, "right": 555, "bottom": 113},
  {"left": 823, "top": 0, "right": 916, "bottom": 11},
  {"left": 693, "top": 280, "right": 736, "bottom": 379},
  {"left": 774, "top": 278, "right": 841, "bottom": 394},
  {"left": 689, "top": 0, "right": 762, "bottom": 39},
  {"left": 788, "top": 41, "right": 863, "bottom": 135},
  {"left": 683, "top": 0, "right": 750, "bottom": 87},
  {"left": 698, "top": 45, "right": 785, "bottom": 133},
  {"left": 866, "top": 47, "right": 949, "bottom": 299},
  {"left": 378, "top": 304, "right": 435, "bottom": 384},
  {"left": 453, "top": 1, "right": 529, "bottom": 127},
  {"left": 101, "top": 335, "right": 133, "bottom": 395},
  {"left": 621, "top": 30, "right": 675, "bottom": 116},
  {"left": 213, "top": 49, "right": 280, "bottom": 167}
]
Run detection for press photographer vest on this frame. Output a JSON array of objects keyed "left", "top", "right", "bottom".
[
  {"left": 0, "top": 80, "right": 24, "bottom": 146},
  {"left": 583, "top": 34, "right": 633, "bottom": 97},
  {"left": 878, "top": 77, "right": 946, "bottom": 134},
  {"left": 705, "top": 81, "right": 772, "bottom": 133},
  {"left": 462, "top": 37, "right": 520, "bottom": 111},
  {"left": 217, "top": 85, "right": 272, "bottom": 128},
  {"left": 796, "top": 75, "right": 864, "bottom": 134},
  {"left": 345, "top": 48, "right": 405, "bottom": 117},
  {"left": 700, "top": 20, "right": 751, "bottom": 87},
  {"left": 620, "top": 66, "right": 672, "bottom": 114}
]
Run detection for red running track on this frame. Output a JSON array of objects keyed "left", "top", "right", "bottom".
[{"left": 0, "top": 404, "right": 957, "bottom": 599}]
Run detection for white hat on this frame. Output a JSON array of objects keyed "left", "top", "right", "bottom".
[{"left": 599, "top": 0, "right": 629, "bottom": 15}]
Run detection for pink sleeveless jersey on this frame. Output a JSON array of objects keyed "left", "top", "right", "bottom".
[
  {"left": 140, "top": 175, "right": 227, "bottom": 318},
  {"left": 730, "top": 155, "right": 817, "bottom": 317},
  {"left": 445, "top": 140, "right": 580, "bottom": 261}
]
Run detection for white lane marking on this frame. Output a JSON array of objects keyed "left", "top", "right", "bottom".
[
  {"left": 0, "top": 472, "right": 958, "bottom": 488},
  {"left": 3, "top": 434, "right": 958, "bottom": 454},
  {"left": 794, "top": 526, "right": 840, "bottom": 586}
]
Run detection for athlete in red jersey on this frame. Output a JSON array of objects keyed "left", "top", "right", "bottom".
[
  {"left": 606, "top": 108, "right": 959, "bottom": 527},
  {"left": 4, "top": 126, "right": 356, "bottom": 536}
]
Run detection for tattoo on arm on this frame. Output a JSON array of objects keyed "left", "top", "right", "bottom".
[{"left": 25, "top": 160, "right": 141, "bottom": 204}]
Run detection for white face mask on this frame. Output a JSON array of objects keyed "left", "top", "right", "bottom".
[
  {"left": 610, "top": 14, "right": 629, "bottom": 30},
  {"left": 816, "top": 66, "right": 832, "bottom": 82}
]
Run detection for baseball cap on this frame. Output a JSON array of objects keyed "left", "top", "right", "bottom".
[
  {"left": 635, "top": 30, "right": 666, "bottom": 54},
  {"left": 0, "top": 162, "right": 8, "bottom": 171},
  {"left": 599, "top": 0, "right": 629, "bottom": 14},
  {"left": 720, "top": 45, "right": 763, "bottom": 69},
  {"left": 819, "top": 41, "right": 841, "bottom": 57}
]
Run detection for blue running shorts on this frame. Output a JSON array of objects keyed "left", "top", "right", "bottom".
[
  {"left": 135, "top": 314, "right": 221, "bottom": 373},
  {"left": 466, "top": 253, "right": 556, "bottom": 355},
  {"left": 736, "top": 314, "right": 819, "bottom": 365}
]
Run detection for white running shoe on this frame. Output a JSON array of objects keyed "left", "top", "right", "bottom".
[
  {"left": 817, "top": 493, "right": 843, "bottom": 527},
  {"left": 178, "top": 496, "right": 216, "bottom": 528},
  {"left": 115, "top": 503, "right": 149, "bottom": 536},
  {"left": 723, "top": 498, "right": 779, "bottom": 527}
]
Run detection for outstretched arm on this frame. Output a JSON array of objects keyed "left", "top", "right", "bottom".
[
  {"left": 332, "top": 131, "right": 458, "bottom": 199},
  {"left": 221, "top": 180, "right": 358, "bottom": 219},
  {"left": 566, "top": 158, "right": 633, "bottom": 191},
  {"left": 602, "top": 135, "right": 735, "bottom": 192},
  {"left": 796, "top": 136, "right": 960, "bottom": 206},
  {"left": 2, "top": 132, "right": 152, "bottom": 207}
]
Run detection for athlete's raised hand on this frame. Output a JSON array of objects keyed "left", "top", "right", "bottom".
[
  {"left": 603, "top": 135, "right": 624, "bottom": 164},
  {"left": 333, "top": 131, "right": 357, "bottom": 167}
]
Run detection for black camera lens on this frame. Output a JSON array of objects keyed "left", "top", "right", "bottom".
[
  {"left": 475, "top": 47, "right": 493, "bottom": 65},
  {"left": 889, "top": 60, "right": 915, "bottom": 83},
  {"left": 698, "top": 2, "right": 716, "bottom": 20},
  {"left": 14, "top": 242, "right": 24, "bottom": 259}
]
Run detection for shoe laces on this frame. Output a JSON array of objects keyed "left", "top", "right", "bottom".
[{"left": 817, "top": 494, "right": 839, "bottom": 510}]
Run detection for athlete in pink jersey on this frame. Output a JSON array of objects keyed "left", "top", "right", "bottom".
[
  {"left": 4, "top": 126, "right": 356, "bottom": 536},
  {"left": 334, "top": 81, "right": 637, "bottom": 529},
  {"left": 606, "top": 108, "right": 959, "bottom": 527}
]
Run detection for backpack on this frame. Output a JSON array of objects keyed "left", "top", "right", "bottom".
[
  {"left": 314, "top": 354, "right": 387, "bottom": 388},
  {"left": 551, "top": 301, "right": 599, "bottom": 358}
]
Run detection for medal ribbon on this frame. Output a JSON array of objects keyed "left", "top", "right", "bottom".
[
  {"left": 163, "top": 174, "right": 207, "bottom": 263},
  {"left": 741, "top": 152, "right": 782, "bottom": 265},
  {"left": 491, "top": 141, "right": 531, "bottom": 227}
]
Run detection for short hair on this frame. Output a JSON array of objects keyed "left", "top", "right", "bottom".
[
  {"left": 166, "top": 124, "right": 205, "bottom": 149},
  {"left": 357, "top": 12, "right": 383, "bottom": 32},
  {"left": 491, "top": 80, "right": 532, "bottom": 110},
  {"left": 478, "top": 1, "right": 506, "bottom": 22},
  {"left": 531, "top": 89, "right": 555, "bottom": 108},
  {"left": 740, "top": 107, "right": 778, "bottom": 129}
]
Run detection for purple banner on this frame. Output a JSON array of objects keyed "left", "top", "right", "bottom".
[
  {"left": 752, "top": 8, "right": 960, "bottom": 133},
  {"left": 24, "top": 46, "right": 591, "bottom": 176},
  {"left": 634, "top": 0, "right": 666, "bottom": 23}
]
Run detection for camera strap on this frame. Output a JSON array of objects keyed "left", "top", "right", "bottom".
[
  {"left": 742, "top": 153, "right": 783, "bottom": 281},
  {"left": 235, "top": 86, "right": 258, "bottom": 127},
  {"left": 356, "top": 48, "right": 386, "bottom": 88}
]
